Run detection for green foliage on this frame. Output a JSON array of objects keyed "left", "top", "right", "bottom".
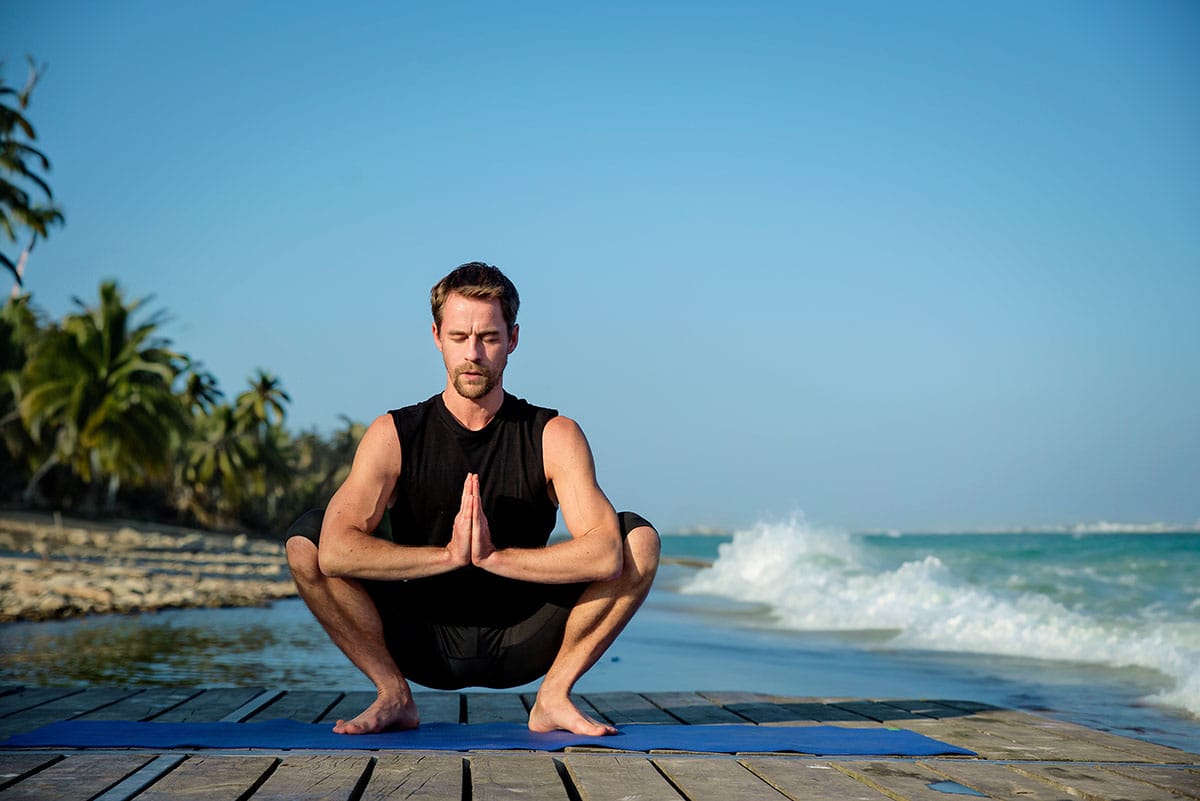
[
  {"left": 2, "top": 283, "right": 367, "bottom": 536},
  {"left": 1, "top": 58, "right": 64, "bottom": 291}
]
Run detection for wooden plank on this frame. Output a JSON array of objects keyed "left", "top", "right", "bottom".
[
  {"left": 643, "top": 692, "right": 747, "bottom": 724},
  {"left": 245, "top": 690, "right": 343, "bottom": 723},
  {"left": 413, "top": 691, "right": 461, "bottom": 724},
  {"left": 0, "top": 754, "right": 59, "bottom": 793},
  {"left": 835, "top": 760, "right": 991, "bottom": 801},
  {"left": 829, "top": 700, "right": 932, "bottom": 722},
  {"left": 564, "top": 754, "right": 684, "bottom": 801},
  {"left": 1103, "top": 765, "right": 1200, "bottom": 799},
  {"left": 0, "top": 753, "right": 153, "bottom": 801},
  {"left": 133, "top": 755, "right": 278, "bottom": 801},
  {"left": 929, "top": 699, "right": 1003, "bottom": 713},
  {"left": 582, "top": 692, "right": 677, "bottom": 725},
  {"left": 903, "top": 717, "right": 1059, "bottom": 761},
  {"left": 653, "top": 756, "right": 790, "bottom": 800},
  {"left": 151, "top": 687, "right": 268, "bottom": 722},
  {"left": 362, "top": 754, "right": 463, "bottom": 801},
  {"left": 1012, "top": 763, "right": 1190, "bottom": 801},
  {"left": 469, "top": 754, "right": 570, "bottom": 800},
  {"left": 90, "top": 755, "right": 187, "bottom": 801},
  {"left": 221, "top": 688, "right": 282, "bottom": 721},
  {"left": 769, "top": 702, "right": 879, "bottom": 724},
  {"left": 0, "top": 687, "right": 84, "bottom": 719},
  {"left": 464, "top": 693, "right": 528, "bottom": 724},
  {"left": 903, "top": 714, "right": 1137, "bottom": 763},
  {"left": 944, "top": 713, "right": 1155, "bottom": 763},
  {"left": 319, "top": 691, "right": 377, "bottom": 725},
  {"left": 742, "top": 758, "right": 894, "bottom": 800},
  {"left": 921, "top": 759, "right": 1094, "bottom": 801},
  {"left": 974, "top": 708, "right": 1200, "bottom": 764},
  {"left": 0, "top": 686, "right": 142, "bottom": 737},
  {"left": 697, "top": 692, "right": 873, "bottom": 725},
  {"left": 76, "top": 687, "right": 203, "bottom": 721},
  {"left": 698, "top": 695, "right": 804, "bottom": 724},
  {"left": 882, "top": 698, "right": 990, "bottom": 720},
  {"left": 250, "top": 754, "right": 373, "bottom": 801}
]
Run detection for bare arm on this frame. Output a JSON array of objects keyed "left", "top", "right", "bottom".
[
  {"left": 318, "top": 414, "right": 471, "bottom": 581},
  {"left": 471, "top": 415, "right": 623, "bottom": 583}
]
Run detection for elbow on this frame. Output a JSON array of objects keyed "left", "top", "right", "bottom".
[
  {"left": 317, "top": 546, "right": 349, "bottom": 578},
  {"left": 596, "top": 546, "right": 624, "bottom": 583}
]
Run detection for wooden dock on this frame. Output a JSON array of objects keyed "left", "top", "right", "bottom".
[{"left": 0, "top": 686, "right": 1196, "bottom": 800}]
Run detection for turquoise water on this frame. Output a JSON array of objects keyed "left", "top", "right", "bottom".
[
  {"left": 1, "top": 525, "right": 1197, "bottom": 752},
  {"left": 680, "top": 526, "right": 1199, "bottom": 718}
]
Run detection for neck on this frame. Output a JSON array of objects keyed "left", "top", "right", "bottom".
[{"left": 441, "top": 384, "right": 505, "bottom": 431}]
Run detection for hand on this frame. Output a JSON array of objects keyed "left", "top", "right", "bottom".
[
  {"left": 467, "top": 473, "right": 497, "bottom": 567},
  {"left": 447, "top": 474, "right": 474, "bottom": 567}
]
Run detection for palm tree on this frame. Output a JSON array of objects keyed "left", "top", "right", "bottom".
[
  {"left": 179, "top": 403, "right": 255, "bottom": 527},
  {"left": 232, "top": 370, "right": 292, "bottom": 525},
  {"left": 18, "top": 281, "right": 186, "bottom": 508},
  {"left": 0, "top": 295, "right": 44, "bottom": 489},
  {"left": 177, "top": 356, "right": 224, "bottom": 415},
  {"left": 235, "top": 369, "right": 290, "bottom": 430},
  {"left": 1, "top": 59, "right": 64, "bottom": 295}
]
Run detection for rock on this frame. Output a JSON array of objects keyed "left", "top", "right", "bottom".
[{"left": 0, "top": 512, "right": 298, "bottom": 622}]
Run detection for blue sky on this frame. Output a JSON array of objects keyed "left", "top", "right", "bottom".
[{"left": 5, "top": 1, "right": 1198, "bottom": 532}]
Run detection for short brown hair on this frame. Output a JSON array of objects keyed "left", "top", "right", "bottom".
[{"left": 430, "top": 262, "right": 520, "bottom": 332}]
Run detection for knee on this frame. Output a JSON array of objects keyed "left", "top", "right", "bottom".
[
  {"left": 624, "top": 525, "right": 661, "bottom": 581},
  {"left": 285, "top": 535, "right": 322, "bottom": 583}
]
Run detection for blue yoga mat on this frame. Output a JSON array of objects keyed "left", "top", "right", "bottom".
[{"left": 2, "top": 719, "right": 973, "bottom": 755}]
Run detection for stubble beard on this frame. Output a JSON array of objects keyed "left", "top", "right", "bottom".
[{"left": 452, "top": 363, "right": 498, "bottom": 400}]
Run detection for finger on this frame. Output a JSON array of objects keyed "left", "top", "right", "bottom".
[
  {"left": 471, "top": 480, "right": 482, "bottom": 535},
  {"left": 459, "top": 474, "right": 473, "bottom": 516}
]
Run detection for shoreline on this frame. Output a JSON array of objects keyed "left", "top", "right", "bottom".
[{"left": 0, "top": 510, "right": 295, "bottom": 622}]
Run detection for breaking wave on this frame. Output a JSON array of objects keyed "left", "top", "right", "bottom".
[{"left": 682, "top": 516, "right": 1200, "bottom": 718}]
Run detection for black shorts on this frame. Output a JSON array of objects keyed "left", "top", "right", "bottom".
[{"left": 286, "top": 509, "right": 652, "bottom": 690}]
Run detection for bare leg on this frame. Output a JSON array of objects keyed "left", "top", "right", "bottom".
[
  {"left": 286, "top": 536, "right": 420, "bottom": 733},
  {"left": 528, "top": 524, "right": 661, "bottom": 735}
]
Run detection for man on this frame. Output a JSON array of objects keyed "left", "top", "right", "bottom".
[{"left": 285, "top": 262, "right": 660, "bottom": 736}]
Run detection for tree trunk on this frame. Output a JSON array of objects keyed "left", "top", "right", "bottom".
[
  {"left": 105, "top": 473, "right": 121, "bottom": 511},
  {"left": 22, "top": 451, "right": 58, "bottom": 505}
]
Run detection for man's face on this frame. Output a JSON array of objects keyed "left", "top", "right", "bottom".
[{"left": 434, "top": 293, "right": 518, "bottom": 400}]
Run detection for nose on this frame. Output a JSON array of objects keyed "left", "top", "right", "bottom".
[{"left": 465, "top": 335, "right": 484, "bottom": 360}]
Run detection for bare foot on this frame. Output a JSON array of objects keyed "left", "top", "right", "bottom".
[
  {"left": 333, "top": 690, "right": 420, "bottom": 734},
  {"left": 528, "top": 694, "right": 616, "bottom": 736}
]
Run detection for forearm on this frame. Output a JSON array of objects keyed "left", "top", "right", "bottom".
[
  {"left": 319, "top": 532, "right": 465, "bottom": 581},
  {"left": 476, "top": 531, "right": 623, "bottom": 584}
]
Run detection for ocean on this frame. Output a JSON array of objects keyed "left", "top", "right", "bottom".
[{"left": 1, "top": 521, "right": 1197, "bottom": 752}]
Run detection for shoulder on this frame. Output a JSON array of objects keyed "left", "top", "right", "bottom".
[
  {"left": 542, "top": 415, "right": 593, "bottom": 469},
  {"left": 500, "top": 392, "right": 558, "bottom": 423},
  {"left": 352, "top": 413, "right": 402, "bottom": 477}
]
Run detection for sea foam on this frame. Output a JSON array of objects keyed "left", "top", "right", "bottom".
[{"left": 682, "top": 517, "right": 1200, "bottom": 718}]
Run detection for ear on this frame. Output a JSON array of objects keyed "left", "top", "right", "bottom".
[
  {"left": 507, "top": 323, "right": 519, "bottom": 354},
  {"left": 432, "top": 321, "right": 443, "bottom": 353}
]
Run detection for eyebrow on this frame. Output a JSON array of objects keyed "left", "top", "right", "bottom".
[{"left": 445, "top": 327, "right": 502, "bottom": 338}]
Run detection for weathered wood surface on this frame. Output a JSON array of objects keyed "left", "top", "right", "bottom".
[
  {"left": 0, "top": 752, "right": 155, "bottom": 801},
  {"left": 565, "top": 753, "right": 684, "bottom": 801},
  {"left": 0, "top": 688, "right": 1196, "bottom": 800},
  {"left": 362, "top": 753, "right": 462, "bottom": 801}
]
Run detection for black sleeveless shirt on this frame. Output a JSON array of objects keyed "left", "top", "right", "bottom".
[{"left": 386, "top": 392, "right": 560, "bottom": 625}]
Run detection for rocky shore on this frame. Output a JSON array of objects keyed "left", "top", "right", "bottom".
[{"left": 0, "top": 511, "right": 297, "bottom": 622}]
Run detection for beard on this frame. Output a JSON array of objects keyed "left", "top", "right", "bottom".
[{"left": 451, "top": 363, "right": 498, "bottom": 399}]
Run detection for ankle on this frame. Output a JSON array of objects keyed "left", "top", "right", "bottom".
[
  {"left": 535, "top": 680, "right": 573, "bottom": 705},
  {"left": 375, "top": 680, "right": 412, "bottom": 701}
]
